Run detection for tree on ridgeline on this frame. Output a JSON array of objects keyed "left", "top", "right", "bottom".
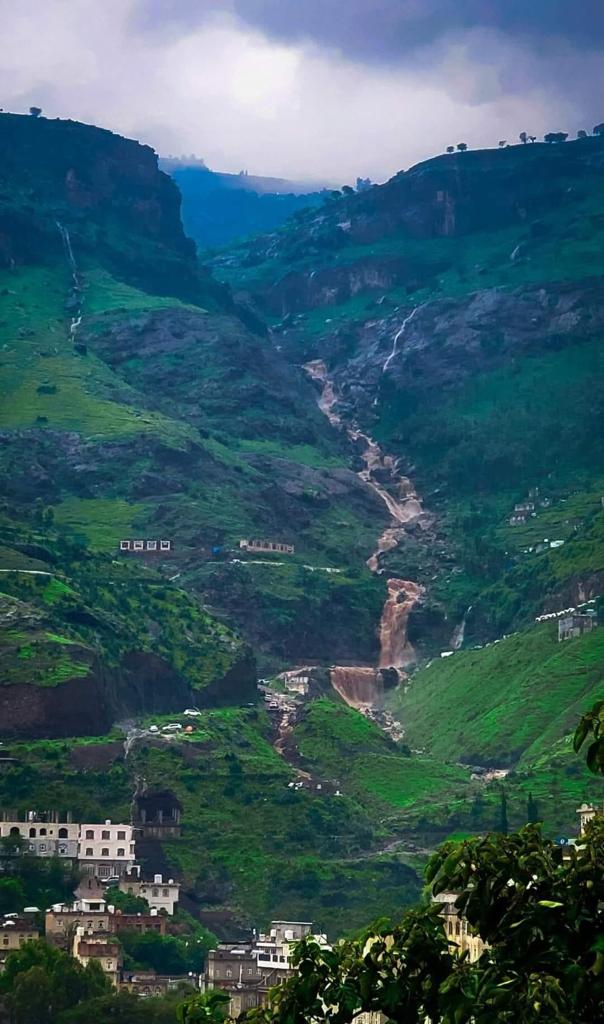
[
  {"left": 519, "top": 131, "right": 528, "bottom": 144},
  {"left": 544, "top": 131, "right": 568, "bottom": 143},
  {"left": 577, "top": 129, "right": 588, "bottom": 139},
  {"left": 456, "top": 142, "right": 468, "bottom": 152},
  {"left": 593, "top": 123, "right": 604, "bottom": 135},
  {"left": 29, "top": 106, "right": 42, "bottom": 117},
  {"left": 526, "top": 791, "right": 540, "bottom": 823},
  {"left": 446, "top": 145, "right": 455, "bottom": 154}
]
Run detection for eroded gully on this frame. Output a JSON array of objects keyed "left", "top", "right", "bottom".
[{"left": 303, "top": 355, "right": 429, "bottom": 708}]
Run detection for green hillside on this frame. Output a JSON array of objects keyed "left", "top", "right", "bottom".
[{"left": 391, "top": 621, "right": 604, "bottom": 766}]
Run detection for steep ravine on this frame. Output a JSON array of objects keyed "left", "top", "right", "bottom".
[{"left": 304, "top": 355, "right": 430, "bottom": 706}]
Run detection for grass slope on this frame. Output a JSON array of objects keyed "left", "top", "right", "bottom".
[{"left": 392, "top": 622, "right": 604, "bottom": 766}]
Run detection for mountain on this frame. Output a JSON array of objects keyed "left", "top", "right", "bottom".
[
  {"left": 160, "top": 160, "right": 327, "bottom": 248},
  {"left": 2, "top": 115, "right": 603, "bottom": 934}
]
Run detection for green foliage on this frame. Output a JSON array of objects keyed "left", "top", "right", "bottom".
[
  {"left": 120, "top": 929, "right": 215, "bottom": 975},
  {"left": 392, "top": 621, "right": 604, "bottom": 765},
  {"left": 0, "top": 940, "right": 110, "bottom": 1024},
  {"left": 574, "top": 697, "right": 604, "bottom": 773},
  {"left": 252, "top": 822, "right": 604, "bottom": 1024},
  {"left": 104, "top": 885, "right": 149, "bottom": 914},
  {"left": 176, "top": 989, "right": 230, "bottom": 1024}
]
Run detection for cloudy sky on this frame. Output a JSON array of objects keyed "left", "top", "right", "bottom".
[{"left": 1, "top": 1, "right": 602, "bottom": 182}]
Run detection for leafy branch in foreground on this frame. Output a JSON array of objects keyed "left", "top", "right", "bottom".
[
  {"left": 245, "top": 820, "right": 604, "bottom": 1024},
  {"left": 574, "top": 698, "right": 604, "bottom": 773}
]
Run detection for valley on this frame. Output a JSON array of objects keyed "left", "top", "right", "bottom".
[{"left": 1, "top": 113, "right": 603, "bottom": 938}]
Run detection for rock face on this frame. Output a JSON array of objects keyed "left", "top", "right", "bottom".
[{"left": 0, "top": 648, "right": 257, "bottom": 740}]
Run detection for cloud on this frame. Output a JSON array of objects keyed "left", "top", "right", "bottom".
[{"left": 0, "top": 0, "right": 600, "bottom": 181}]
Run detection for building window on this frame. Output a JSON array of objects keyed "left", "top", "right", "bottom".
[
  {"left": 117, "top": 831, "right": 126, "bottom": 841},
  {"left": 152, "top": 888, "right": 159, "bottom": 897},
  {"left": 101, "top": 830, "right": 110, "bottom": 840},
  {"left": 225, "top": 969, "right": 232, "bottom": 979},
  {"left": 117, "top": 848, "right": 125, "bottom": 857},
  {"left": 39, "top": 844, "right": 46, "bottom": 852},
  {"left": 133, "top": 540, "right": 144, "bottom": 551},
  {"left": 58, "top": 845, "right": 67, "bottom": 855},
  {"left": 162, "top": 888, "right": 169, "bottom": 896},
  {"left": 9, "top": 827, "right": 19, "bottom": 836},
  {"left": 58, "top": 828, "right": 68, "bottom": 839},
  {"left": 85, "top": 848, "right": 93, "bottom": 857},
  {"left": 160, "top": 540, "right": 171, "bottom": 551},
  {"left": 3, "top": 939, "right": 8, "bottom": 946},
  {"left": 39, "top": 828, "right": 47, "bottom": 836},
  {"left": 101, "top": 848, "right": 109, "bottom": 857},
  {"left": 85, "top": 830, "right": 94, "bottom": 840},
  {"left": 146, "top": 540, "right": 157, "bottom": 551},
  {"left": 29, "top": 828, "right": 36, "bottom": 838},
  {"left": 99, "top": 866, "right": 110, "bottom": 877},
  {"left": 120, "top": 540, "right": 130, "bottom": 550}
]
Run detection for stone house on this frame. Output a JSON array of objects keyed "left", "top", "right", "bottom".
[
  {"left": 239, "top": 539, "right": 295, "bottom": 555},
  {"left": 558, "top": 614, "right": 595, "bottom": 642},
  {"left": 119, "top": 870, "right": 180, "bottom": 915},
  {"left": 203, "top": 921, "right": 329, "bottom": 1019},
  {"left": 133, "top": 792, "right": 182, "bottom": 839},
  {"left": 73, "top": 928, "right": 122, "bottom": 987},
  {"left": 432, "top": 892, "right": 485, "bottom": 963},
  {"left": 46, "top": 898, "right": 166, "bottom": 946},
  {"left": 0, "top": 917, "right": 40, "bottom": 970},
  {"left": 0, "top": 811, "right": 78, "bottom": 861}
]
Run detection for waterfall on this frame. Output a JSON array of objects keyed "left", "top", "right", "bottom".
[
  {"left": 378, "top": 579, "right": 424, "bottom": 669},
  {"left": 330, "top": 666, "right": 383, "bottom": 708},
  {"left": 56, "top": 221, "right": 84, "bottom": 343},
  {"left": 451, "top": 606, "right": 472, "bottom": 651},
  {"left": 303, "top": 358, "right": 427, "bottom": 704},
  {"left": 56, "top": 221, "right": 77, "bottom": 275},
  {"left": 382, "top": 304, "right": 423, "bottom": 374}
]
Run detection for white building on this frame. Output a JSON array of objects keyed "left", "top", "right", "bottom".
[
  {"left": 0, "top": 815, "right": 78, "bottom": 860},
  {"left": 78, "top": 821, "right": 135, "bottom": 878},
  {"left": 119, "top": 872, "right": 180, "bottom": 915},
  {"left": 255, "top": 921, "right": 328, "bottom": 974}
]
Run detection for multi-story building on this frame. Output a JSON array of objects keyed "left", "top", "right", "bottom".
[
  {"left": 432, "top": 892, "right": 485, "bottom": 963},
  {"left": 47, "top": 897, "right": 166, "bottom": 947},
  {"left": 78, "top": 820, "right": 135, "bottom": 878},
  {"left": 0, "top": 917, "right": 40, "bottom": 970},
  {"left": 46, "top": 898, "right": 112, "bottom": 944},
  {"left": 119, "top": 870, "right": 180, "bottom": 915},
  {"left": 133, "top": 791, "right": 182, "bottom": 839},
  {"left": 558, "top": 614, "right": 595, "bottom": 642},
  {"left": 0, "top": 811, "right": 78, "bottom": 861},
  {"left": 203, "top": 921, "right": 329, "bottom": 1019},
  {"left": 73, "top": 928, "right": 122, "bottom": 987}
]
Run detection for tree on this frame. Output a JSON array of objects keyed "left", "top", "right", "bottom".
[
  {"left": 104, "top": 885, "right": 149, "bottom": 914},
  {"left": 456, "top": 142, "right": 468, "bottom": 152},
  {"left": 544, "top": 131, "right": 568, "bottom": 143},
  {"left": 526, "top": 791, "right": 540, "bottom": 823},
  {"left": 593, "top": 123, "right": 604, "bottom": 135},
  {"left": 529, "top": 135, "right": 537, "bottom": 143},
  {"left": 577, "top": 129, "right": 588, "bottom": 139},
  {"left": 519, "top": 131, "right": 528, "bottom": 144},
  {"left": 177, "top": 990, "right": 230, "bottom": 1024},
  {"left": 247, "top": 822, "right": 604, "bottom": 1024},
  {"left": 574, "top": 697, "right": 604, "bottom": 771},
  {"left": 0, "top": 940, "right": 110, "bottom": 1024},
  {"left": 446, "top": 145, "right": 455, "bottom": 154},
  {"left": 29, "top": 106, "right": 42, "bottom": 117},
  {"left": 341, "top": 185, "right": 354, "bottom": 196},
  {"left": 498, "top": 140, "right": 506, "bottom": 148},
  {"left": 497, "top": 785, "right": 509, "bottom": 833}
]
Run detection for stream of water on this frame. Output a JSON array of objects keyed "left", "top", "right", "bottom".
[{"left": 304, "top": 356, "right": 427, "bottom": 706}]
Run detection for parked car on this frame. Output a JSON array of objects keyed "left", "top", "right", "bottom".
[
  {"left": 183, "top": 708, "right": 201, "bottom": 717},
  {"left": 162, "top": 723, "right": 182, "bottom": 732},
  {"left": 148, "top": 725, "right": 160, "bottom": 733}
]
